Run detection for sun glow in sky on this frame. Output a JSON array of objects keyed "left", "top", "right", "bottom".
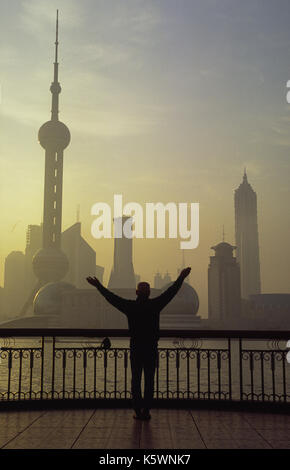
[{"left": 1, "top": 0, "right": 290, "bottom": 316}]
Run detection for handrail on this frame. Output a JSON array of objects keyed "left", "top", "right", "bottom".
[{"left": 0, "top": 328, "right": 289, "bottom": 339}]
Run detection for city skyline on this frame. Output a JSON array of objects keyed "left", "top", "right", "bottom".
[{"left": 1, "top": 0, "right": 290, "bottom": 317}]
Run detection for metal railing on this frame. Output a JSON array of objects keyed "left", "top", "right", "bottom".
[{"left": 0, "top": 329, "right": 289, "bottom": 404}]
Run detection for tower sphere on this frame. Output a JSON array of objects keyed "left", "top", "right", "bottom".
[
  {"left": 38, "top": 120, "right": 71, "bottom": 151},
  {"left": 32, "top": 247, "right": 69, "bottom": 282},
  {"left": 33, "top": 281, "right": 75, "bottom": 316}
]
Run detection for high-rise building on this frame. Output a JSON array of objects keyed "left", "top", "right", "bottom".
[
  {"left": 62, "top": 222, "right": 104, "bottom": 288},
  {"left": 96, "top": 265, "right": 105, "bottom": 284},
  {"left": 24, "top": 224, "right": 42, "bottom": 296},
  {"left": 26, "top": 225, "right": 43, "bottom": 255},
  {"left": 32, "top": 11, "right": 70, "bottom": 286},
  {"left": 234, "top": 170, "right": 261, "bottom": 299},
  {"left": 4, "top": 251, "right": 26, "bottom": 316},
  {"left": 108, "top": 216, "right": 136, "bottom": 289},
  {"left": 208, "top": 242, "right": 241, "bottom": 323}
]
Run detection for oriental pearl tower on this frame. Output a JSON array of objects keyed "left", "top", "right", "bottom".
[
  {"left": 26, "top": 11, "right": 74, "bottom": 318},
  {"left": 33, "top": 10, "right": 70, "bottom": 284}
]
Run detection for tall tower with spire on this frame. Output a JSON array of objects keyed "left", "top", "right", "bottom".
[
  {"left": 234, "top": 169, "right": 261, "bottom": 299},
  {"left": 33, "top": 11, "right": 70, "bottom": 284}
]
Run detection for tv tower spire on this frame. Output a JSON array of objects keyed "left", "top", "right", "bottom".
[{"left": 51, "top": 9, "right": 60, "bottom": 121}]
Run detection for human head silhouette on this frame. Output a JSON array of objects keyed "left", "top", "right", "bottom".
[{"left": 136, "top": 281, "right": 150, "bottom": 299}]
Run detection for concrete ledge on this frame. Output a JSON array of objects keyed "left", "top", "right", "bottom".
[{"left": 0, "top": 398, "right": 289, "bottom": 414}]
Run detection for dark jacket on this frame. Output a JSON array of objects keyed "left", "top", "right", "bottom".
[{"left": 94, "top": 277, "right": 184, "bottom": 348}]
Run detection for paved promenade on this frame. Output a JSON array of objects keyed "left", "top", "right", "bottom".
[{"left": 0, "top": 408, "right": 289, "bottom": 449}]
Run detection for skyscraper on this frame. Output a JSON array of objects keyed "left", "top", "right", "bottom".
[
  {"left": 24, "top": 224, "right": 42, "bottom": 296},
  {"left": 4, "top": 251, "right": 26, "bottom": 316},
  {"left": 208, "top": 242, "right": 241, "bottom": 323},
  {"left": 32, "top": 11, "right": 70, "bottom": 285},
  {"left": 234, "top": 170, "right": 261, "bottom": 299},
  {"left": 108, "top": 216, "right": 136, "bottom": 289},
  {"left": 62, "top": 222, "right": 104, "bottom": 288}
]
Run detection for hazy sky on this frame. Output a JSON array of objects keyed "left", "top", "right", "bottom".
[{"left": 1, "top": 0, "right": 290, "bottom": 316}]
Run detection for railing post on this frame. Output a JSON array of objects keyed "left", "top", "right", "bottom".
[
  {"left": 156, "top": 350, "right": 159, "bottom": 399},
  {"left": 166, "top": 349, "right": 169, "bottom": 399},
  {"left": 176, "top": 349, "right": 180, "bottom": 399},
  {"left": 40, "top": 336, "right": 44, "bottom": 400},
  {"left": 271, "top": 351, "right": 276, "bottom": 402},
  {"left": 239, "top": 338, "right": 243, "bottom": 401},
  {"left": 7, "top": 349, "right": 12, "bottom": 401},
  {"left": 114, "top": 349, "right": 117, "bottom": 399},
  {"left": 282, "top": 351, "right": 287, "bottom": 403},
  {"left": 124, "top": 349, "right": 128, "bottom": 399},
  {"left": 104, "top": 349, "right": 107, "bottom": 398},
  {"left": 18, "top": 349, "right": 23, "bottom": 400},
  {"left": 197, "top": 350, "right": 200, "bottom": 400},
  {"left": 228, "top": 338, "right": 232, "bottom": 401},
  {"left": 83, "top": 349, "right": 87, "bottom": 399},
  {"left": 186, "top": 349, "right": 190, "bottom": 399},
  {"left": 51, "top": 336, "right": 56, "bottom": 400}
]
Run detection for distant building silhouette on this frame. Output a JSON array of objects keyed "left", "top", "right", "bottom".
[
  {"left": 0, "top": 286, "right": 4, "bottom": 319},
  {"left": 96, "top": 265, "right": 105, "bottom": 284},
  {"left": 24, "top": 224, "right": 42, "bottom": 298},
  {"left": 160, "top": 281, "right": 200, "bottom": 329},
  {"left": 208, "top": 242, "right": 241, "bottom": 324},
  {"left": 108, "top": 216, "right": 136, "bottom": 289},
  {"left": 153, "top": 271, "right": 163, "bottom": 289},
  {"left": 60, "top": 283, "right": 201, "bottom": 330},
  {"left": 4, "top": 251, "right": 26, "bottom": 316},
  {"left": 234, "top": 170, "right": 261, "bottom": 299},
  {"left": 154, "top": 271, "right": 172, "bottom": 289},
  {"left": 62, "top": 222, "right": 104, "bottom": 288},
  {"left": 247, "top": 294, "right": 290, "bottom": 329}
]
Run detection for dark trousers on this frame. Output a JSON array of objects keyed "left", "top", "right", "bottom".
[{"left": 130, "top": 346, "right": 157, "bottom": 411}]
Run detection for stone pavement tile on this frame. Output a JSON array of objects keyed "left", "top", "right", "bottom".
[
  {"left": 243, "top": 413, "right": 290, "bottom": 428},
  {"left": 89, "top": 409, "right": 131, "bottom": 426},
  {"left": 233, "top": 439, "right": 271, "bottom": 449},
  {"left": 267, "top": 440, "right": 290, "bottom": 449},
  {"left": 73, "top": 437, "right": 108, "bottom": 449},
  {"left": 0, "top": 427, "right": 22, "bottom": 448},
  {"left": 3, "top": 426, "right": 81, "bottom": 449},
  {"left": 105, "top": 438, "right": 140, "bottom": 449},
  {"left": 238, "top": 440, "right": 272, "bottom": 449},
  {"left": 205, "top": 440, "right": 240, "bottom": 449},
  {"left": 33, "top": 409, "right": 94, "bottom": 427},
  {"left": 0, "top": 411, "right": 44, "bottom": 429},
  {"left": 253, "top": 429, "right": 289, "bottom": 440},
  {"left": 140, "top": 439, "right": 173, "bottom": 449},
  {"left": 77, "top": 426, "right": 113, "bottom": 438}
]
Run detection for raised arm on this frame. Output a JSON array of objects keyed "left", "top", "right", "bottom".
[
  {"left": 86, "top": 276, "right": 132, "bottom": 315},
  {"left": 153, "top": 267, "right": 191, "bottom": 311}
]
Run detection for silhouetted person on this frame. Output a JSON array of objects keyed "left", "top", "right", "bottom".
[{"left": 86, "top": 266, "right": 191, "bottom": 420}]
